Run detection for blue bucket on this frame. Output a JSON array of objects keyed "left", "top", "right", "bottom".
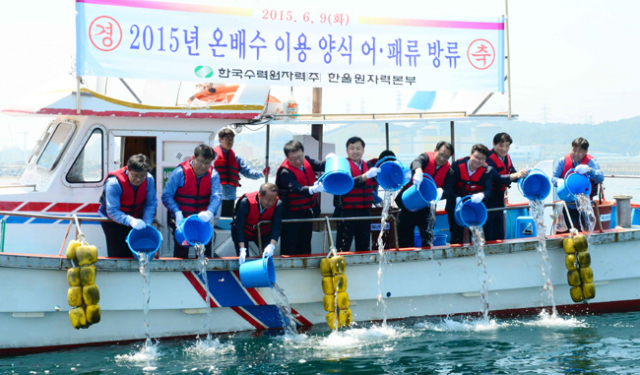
[
  {"left": 126, "top": 225, "right": 162, "bottom": 259},
  {"left": 401, "top": 174, "right": 438, "bottom": 212},
  {"left": 518, "top": 168, "right": 552, "bottom": 201},
  {"left": 239, "top": 253, "right": 276, "bottom": 288},
  {"left": 557, "top": 168, "right": 592, "bottom": 203},
  {"left": 319, "top": 156, "right": 354, "bottom": 195},
  {"left": 454, "top": 196, "right": 488, "bottom": 227},
  {"left": 175, "top": 215, "right": 213, "bottom": 246},
  {"left": 433, "top": 233, "right": 447, "bottom": 246},
  {"left": 374, "top": 156, "right": 410, "bottom": 191}
]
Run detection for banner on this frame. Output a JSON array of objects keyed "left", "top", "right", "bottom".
[{"left": 76, "top": 0, "right": 504, "bottom": 92}]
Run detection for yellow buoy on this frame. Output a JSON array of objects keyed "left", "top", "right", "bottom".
[
  {"left": 570, "top": 286, "right": 584, "bottom": 303},
  {"left": 68, "top": 286, "right": 83, "bottom": 307},
  {"left": 582, "top": 283, "right": 596, "bottom": 299},
  {"left": 320, "top": 258, "right": 333, "bottom": 277},
  {"left": 326, "top": 312, "right": 338, "bottom": 330},
  {"left": 83, "top": 284, "right": 100, "bottom": 305},
  {"left": 565, "top": 254, "right": 577, "bottom": 271},
  {"left": 333, "top": 274, "right": 347, "bottom": 292},
  {"left": 338, "top": 308, "right": 352, "bottom": 327},
  {"left": 67, "top": 267, "right": 81, "bottom": 287},
  {"left": 336, "top": 291, "right": 350, "bottom": 309},
  {"left": 80, "top": 266, "right": 96, "bottom": 286},
  {"left": 66, "top": 240, "right": 82, "bottom": 260},
  {"left": 567, "top": 270, "right": 582, "bottom": 287},
  {"left": 88, "top": 245, "right": 98, "bottom": 264},
  {"left": 76, "top": 246, "right": 94, "bottom": 266},
  {"left": 322, "top": 277, "right": 335, "bottom": 295},
  {"left": 86, "top": 304, "right": 101, "bottom": 324},
  {"left": 323, "top": 295, "right": 336, "bottom": 312},
  {"left": 69, "top": 306, "right": 87, "bottom": 329},
  {"left": 579, "top": 267, "right": 594, "bottom": 284},
  {"left": 577, "top": 251, "right": 591, "bottom": 268},
  {"left": 573, "top": 235, "right": 588, "bottom": 252},
  {"left": 330, "top": 256, "right": 346, "bottom": 275},
  {"left": 562, "top": 237, "right": 575, "bottom": 254}
]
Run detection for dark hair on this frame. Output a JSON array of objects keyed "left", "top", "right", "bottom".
[
  {"left": 571, "top": 137, "right": 589, "bottom": 151},
  {"left": 378, "top": 150, "right": 396, "bottom": 160},
  {"left": 346, "top": 136, "right": 365, "bottom": 148},
  {"left": 259, "top": 182, "right": 278, "bottom": 196},
  {"left": 435, "top": 141, "right": 454, "bottom": 155},
  {"left": 194, "top": 144, "right": 215, "bottom": 160},
  {"left": 284, "top": 140, "right": 304, "bottom": 157},
  {"left": 493, "top": 132, "right": 513, "bottom": 146},
  {"left": 218, "top": 128, "right": 235, "bottom": 139},
  {"left": 127, "top": 154, "right": 150, "bottom": 173},
  {"left": 470, "top": 144, "right": 491, "bottom": 158}
]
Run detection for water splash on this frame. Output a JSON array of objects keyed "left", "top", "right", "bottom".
[
  {"left": 523, "top": 310, "right": 588, "bottom": 328},
  {"left": 426, "top": 201, "right": 437, "bottom": 247},
  {"left": 530, "top": 200, "right": 557, "bottom": 316},
  {"left": 136, "top": 252, "right": 154, "bottom": 353},
  {"left": 418, "top": 317, "right": 510, "bottom": 332},
  {"left": 375, "top": 189, "right": 394, "bottom": 325},
  {"left": 469, "top": 225, "right": 491, "bottom": 322},
  {"left": 271, "top": 283, "right": 299, "bottom": 337},
  {"left": 575, "top": 194, "right": 596, "bottom": 235},
  {"left": 115, "top": 340, "right": 160, "bottom": 363},
  {"left": 184, "top": 337, "right": 235, "bottom": 357},
  {"left": 195, "top": 243, "right": 213, "bottom": 340}
]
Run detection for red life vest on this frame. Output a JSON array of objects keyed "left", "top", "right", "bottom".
[
  {"left": 100, "top": 167, "right": 147, "bottom": 218},
  {"left": 175, "top": 160, "right": 212, "bottom": 215},
  {"left": 561, "top": 153, "right": 597, "bottom": 198},
  {"left": 489, "top": 150, "right": 513, "bottom": 192},
  {"left": 241, "top": 191, "right": 278, "bottom": 241},
  {"left": 213, "top": 146, "right": 240, "bottom": 187},
  {"left": 277, "top": 158, "right": 318, "bottom": 211},
  {"left": 453, "top": 159, "right": 486, "bottom": 196},
  {"left": 338, "top": 160, "right": 377, "bottom": 209},
  {"left": 423, "top": 152, "right": 450, "bottom": 188}
]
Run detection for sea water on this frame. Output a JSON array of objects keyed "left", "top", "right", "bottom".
[{"left": 6, "top": 313, "right": 640, "bottom": 374}]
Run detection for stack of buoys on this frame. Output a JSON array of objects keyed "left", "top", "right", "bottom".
[
  {"left": 563, "top": 234, "right": 596, "bottom": 302},
  {"left": 66, "top": 238, "right": 101, "bottom": 329},
  {"left": 320, "top": 255, "right": 352, "bottom": 330}
]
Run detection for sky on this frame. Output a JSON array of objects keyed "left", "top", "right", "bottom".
[{"left": 1, "top": 0, "right": 640, "bottom": 150}]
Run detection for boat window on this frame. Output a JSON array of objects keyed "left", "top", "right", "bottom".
[
  {"left": 66, "top": 129, "right": 104, "bottom": 183},
  {"left": 28, "top": 122, "right": 56, "bottom": 164},
  {"left": 36, "top": 122, "right": 75, "bottom": 170}
]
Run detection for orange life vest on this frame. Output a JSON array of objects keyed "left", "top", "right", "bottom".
[
  {"left": 241, "top": 191, "right": 278, "bottom": 241},
  {"left": 213, "top": 146, "right": 240, "bottom": 187},
  {"left": 277, "top": 158, "right": 318, "bottom": 211},
  {"left": 423, "top": 151, "right": 450, "bottom": 188},
  {"left": 453, "top": 159, "right": 486, "bottom": 196},
  {"left": 489, "top": 150, "right": 513, "bottom": 192},
  {"left": 561, "top": 153, "right": 597, "bottom": 198},
  {"left": 100, "top": 167, "right": 147, "bottom": 218},
  {"left": 336, "top": 160, "right": 377, "bottom": 209},
  {"left": 175, "top": 160, "right": 212, "bottom": 215}
]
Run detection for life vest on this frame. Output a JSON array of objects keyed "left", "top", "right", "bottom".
[
  {"left": 99, "top": 167, "right": 147, "bottom": 219},
  {"left": 489, "top": 150, "right": 513, "bottom": 192},
  {"left": 336, "top": 160, "right": 377, "bottom": 209},
  {"left": 453, "top": 159, "right": 486, "bottom": 196},
  {"left": 213, "top": 146, "right": 240, "bottom": 187},
  {"left": 175, "top": 160, "right": 212, "bottom": 215},
  {"left": 241, "top": 192, "right": 278, "bottom": 241},
  {"left": 277, "top": 158, "right": 318, "bottom": 211},
  {"left": 423, "top": 152, "right": 450, "bottom": 188},
  {"left": 561, "top": 153, "right": 598, "bottom": 198}
]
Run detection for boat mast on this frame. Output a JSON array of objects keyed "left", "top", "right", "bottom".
[{"left": 505, "top": 0, "right": 512, "bottom": 120}]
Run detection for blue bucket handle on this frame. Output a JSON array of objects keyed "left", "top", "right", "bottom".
[
  {"left": 374, "top": 156, "right": 398, "bottom": 169},
  {"left": 517, "top": 168, "right": 540, "bottom": 196},
  {"left": 419, "top": 173, "right": 438, "bottom": 202}
]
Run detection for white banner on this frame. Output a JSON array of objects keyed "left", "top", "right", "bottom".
[{"left": 76, "top": 0, "right": 505, "bottom": 92}]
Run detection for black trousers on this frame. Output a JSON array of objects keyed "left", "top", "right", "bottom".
[
  {"left": 231, "top": 224, "right": 271, "bottom": 256},
  {"left": 221, "top": 200, "right": 235, "bottom": 218},
  {"left": 334, "top": 207, "right": 371, "bottom": 252},
  {"left": 280, "top": 209, "right": 314, "bottom": 256},
  {"left": 446, "top": 203, "right": 466, "bottom": 245},
  {"left": 100, "top": 221, "right": 134, "bottom": 258},
  {"left": 168, "top": 212, "right": 212, "bottom": 258},
  {"left": 398, "top": 206, "right": 434, "bottom": 248},
  {"left": 484, "top": 195, "right": 506, "bottom": 241}
]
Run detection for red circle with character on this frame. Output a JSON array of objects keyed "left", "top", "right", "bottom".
[
  {"left": 467, "top": 39, "right": 495, "bottom": 70},
  {"left": 89, "top": 16, "right": 122, "bottom": 52}
]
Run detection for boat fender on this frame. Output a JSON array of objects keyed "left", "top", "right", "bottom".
[
  {"left": 562, "top": 237, "right": 575, "bottom": 254},
  {"left": 69, "top": 307, "right": 87, "bottom": 329},
  {"left": 323, "top": 295, "right": 336, "bottom": 312},
  {"left": 582, "top": 283, "right": 596, "bottom": 299},
  {"left": 67, "top": 268, "right": 81, "bottom": 287},
  {"left": 330, "top": 256, "right": 346, "bottom": 274},
  {"left": 326, "top": 312, "right": 339, "bottom": 330},
  {"left": 80, "top": 266, "right": 96, "bottom": 286},
  {"left": 336, "top": 291, "right": 350, "bottom": 309},
  {"left": 567, "top": 270, "right": 582, "bottom": 287},
  {"left": 321, "top": 277, "right": 335, "bottom": 295},
  {"left": 86, "top": 304, "right": 101, "bottom": 324},
  {"left": 564, "top": 254, "right": 577, "bottom": 271},
  {"left": 333, "top": 274, "right": 347, "bottom": 292},
  {"left": 569, "top": 286, "right": 584, "bottom": 303},
  {"left": 573, "top": 235, "right": 588, "bottom": 252},
  {"left": 577, "top": 252, "right": 591, "bottom": 268},
  {"left": 66, "top": 240, "right": 82, "bottom": 261},
  {"left": 76, "top": 246, "right": 95, "bottom": 266},
  {"left": 338, "top": 308, "right": 353, "bottom": 327},
  {"left": 579, "top": 267, "right": 594, "bottom": 284},
  {"left": 68, "top": 286, "right": 83, "bottom": 307},
  {"left": 83, "top": 284, "right": 100, "bottom": 305},
  {"left": 320, "top": 258, "right": 333, "bottom": 277}
]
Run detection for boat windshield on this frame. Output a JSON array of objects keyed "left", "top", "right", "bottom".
[{"left": 36, "top": 122, "right": 75, "bottom": 170}]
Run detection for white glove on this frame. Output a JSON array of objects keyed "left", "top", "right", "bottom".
[
  {"left": 239, "top": 247, "right": 247, "bottom": 265},
  {"left": 471, "top": 193, "right": 485, "bottom": 204},
  {"left": 198, "top": 210, "right": 214, "bottom": 222},
  {"left": 575, "top": 164, "right": 590, "bottom": 174},
  {"left": 263, "top": 243, "right": 275, "bottom": 257},
  {"left": 456, "top": 197, "right": 461, "bottom": 204},
  {"left": 325, "top": 153, "right": 336, "bottom": 159},
  {"left": 436, "top": 188, "right": 443, "bottom": 201},
  {"left": 412, "top": 171, "right": 423, "bottom": 187},
  {"left": 309, "top": 180, "right": 324, "bottom": 194},
  {"left": 365, "top": 167, "right": 380, "bottom": 179},
  {"left": 130, "top": 218, "right": 146, "bottom": 230},
  {"left": 175, "top": 211, "right": 184, "bottom": 224}
]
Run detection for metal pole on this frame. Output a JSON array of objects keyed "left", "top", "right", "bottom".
[
  {"left": 265, "top": 124, "right": 270, "bottom": 183},
  {"left": 312, "top": 87, "right": 323, "bottom": 159},
  {"left": 504, "top": 0, "right": 512, "bottom": 120},
  {"left": 450, "top": 121, "right": 456, "bottom": 160},
  {"left": 76, "top": 76, "right": 82, "bottom": 114},
  {"left": 385, "top": 122, "right": 390, "bottom": 150}
]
